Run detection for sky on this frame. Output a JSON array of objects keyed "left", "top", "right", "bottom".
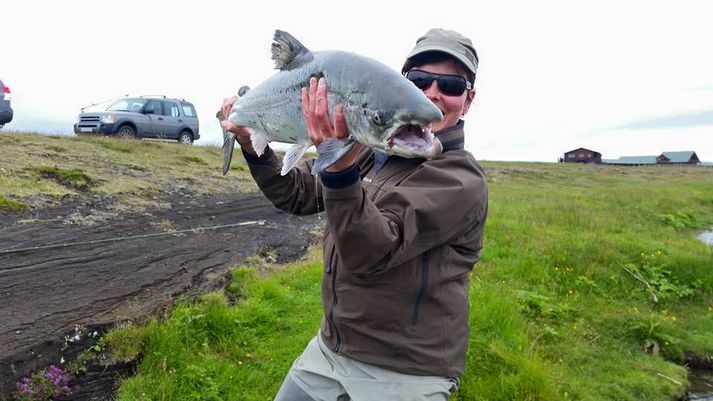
[{"left": 2, "top": 0, "right": 713, "bottom": 162}]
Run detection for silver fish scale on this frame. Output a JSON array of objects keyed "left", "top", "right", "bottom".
[
  {"left": 232, "top": 87, "right": 305, "bottom": 143},
  {"left": 229, "top": 51, "right": 389, "bottom": 145}
]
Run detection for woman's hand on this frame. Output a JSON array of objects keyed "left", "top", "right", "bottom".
[
  {"left": 301, "top": 77, "right": 362, "bottom": 172},
  {"left": 220, "top": 95, "right": 256, "bottom": 155}
]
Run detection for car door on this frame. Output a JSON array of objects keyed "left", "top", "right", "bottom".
[
  {"left": 160, "top": 100, "right": 183, "bottom": 139},
  {"left": 127, "top": 99, "right": 153, "bottom": 136},
  {"left": 143, "top": 100, "right": 167, "bottom": 138}
]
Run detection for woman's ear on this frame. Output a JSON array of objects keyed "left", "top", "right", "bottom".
[{"left": 461, "top": 87, "right": 476, "bottom": 117}]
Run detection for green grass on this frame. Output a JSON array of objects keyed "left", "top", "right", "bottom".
[
  {"left": 5, "top": 135, "right": 710, "bottom": 401},
  {"left": 112, "top": 251, "right": 324, "bottom": 401},
  {"left": 99, "top": 161, "right": 713, "bottom": 400},
  {"left": 0, "top": 195, "right": 29, "bottom": 212},
  {"left": 0, "top": 132, "right": 258, "bottom": 205},
  {"left": 28, "top": 166, "right": 94, "bottom": 191}
]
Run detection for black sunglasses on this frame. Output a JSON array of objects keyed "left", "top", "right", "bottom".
[{"left": 405, "top": 70, "right": 472, "bottom": 96}]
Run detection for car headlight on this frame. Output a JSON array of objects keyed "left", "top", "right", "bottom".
[{"left": 101, "top": 115, "right": 116, "bottom": 124}]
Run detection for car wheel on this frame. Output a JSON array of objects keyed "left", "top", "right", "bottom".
[
  {"left": 178, "top": 131, "right": 193, "bottom": 145},
  {"left": 117, "top": 125, "right": 136, "bottom": 139}
]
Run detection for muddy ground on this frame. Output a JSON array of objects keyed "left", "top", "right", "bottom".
[{"left": 0, "top": 191, "right": 322, "bottom": 399}]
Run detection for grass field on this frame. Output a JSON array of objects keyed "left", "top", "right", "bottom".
[
  {"left": 104, "top": 161, "right": 712, "bottom": 401},
  {"left": 3, "top": 133, "right": 712, "bottom": 400}
]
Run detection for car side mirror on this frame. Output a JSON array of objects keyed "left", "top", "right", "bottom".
[{"left": 144, "top": 108, "right": 154, "bottom": 115}]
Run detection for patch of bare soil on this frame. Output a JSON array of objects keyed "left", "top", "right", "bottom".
[{"left": 0, "top": 191, "right": 322, "bottom": 399}]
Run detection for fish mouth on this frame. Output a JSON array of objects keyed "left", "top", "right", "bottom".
[{"left": 386, "top": 123, "right": 442, "bottom": 157}]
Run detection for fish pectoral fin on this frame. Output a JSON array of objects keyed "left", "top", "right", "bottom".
[
  {"left": 311, "top": 139, "right": 356, "bottom": 175},
  {"left": 250, "top": 131, "right": 269, "bottom": 157},
  {"left": 271, "top": 30, "right": 314, "bottom": 70},
  {"left": 280, "top": 142, "right": 311, "bottom": 176}
]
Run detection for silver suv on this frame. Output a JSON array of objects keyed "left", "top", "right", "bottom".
[
  {"left": 74, "top": 96, "right": 200, "bottom": 144},
  {"left": 0, "top": 79, "right": 13, "bottom": 129}
]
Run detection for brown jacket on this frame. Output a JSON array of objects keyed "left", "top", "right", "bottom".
[{"left": 243, "top": 121, "right": 488, "bottom": 377}]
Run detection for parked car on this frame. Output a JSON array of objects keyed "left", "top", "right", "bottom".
[
  {"left": 74, "top": 96, "right": 200, "bottom": 144},
  {"left": 0, "top": 79, "right": 13, "bottom": 129}
]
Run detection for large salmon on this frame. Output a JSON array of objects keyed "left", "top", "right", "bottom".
[{"left": 222, "top": 30, "right": 443, "bottom": 176}]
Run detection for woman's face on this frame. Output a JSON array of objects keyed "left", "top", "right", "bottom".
[{"left": 408, "top": 59, "right": 475, "bottom": 133}]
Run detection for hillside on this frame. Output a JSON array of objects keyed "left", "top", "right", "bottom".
[{"left": 0, "top": 132, "right": 321, "bottom": 400}]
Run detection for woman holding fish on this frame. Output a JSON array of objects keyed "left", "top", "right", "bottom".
[{"left": 222, "top": 28, "right": 488, "bottom": 401}]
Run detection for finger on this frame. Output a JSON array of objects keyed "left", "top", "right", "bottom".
[
  {"left": 221, "top": 120, "right": 239, "bottom": 133},
  {"left": 334, "top": 104, "right": 348, "bottom": 139},
  {"left": 315, "top": 77, "right": 331, "bottom": 134},
  {"left": 222, "top": 96, "right": 237, "bottom": 119},
  {"left": 308, "top": 77, "right": 318, "bottom": 121},
  {"left": 301, "top": 87, "right": 310, "bottom": 120},
  {"left": 302, "top": 87, "right": 318, "bottom": 144}
]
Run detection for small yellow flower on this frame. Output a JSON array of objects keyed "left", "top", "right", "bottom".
[
  {"left": 568, "top": 290, "right": 574, "bottom": 295},
  {"left": 671, "top": 316, "right": 677, "bottom": 321}
]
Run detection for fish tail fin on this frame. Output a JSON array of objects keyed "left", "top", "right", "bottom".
[
  {"left": 219, "top": 86, "right": 250, "bottom": 176},
  {"left": 222, "top": 131, "right": 236, "bottom": 175},
  {"left": 311, "top": 139, "right": 356, "bottom": 175}
]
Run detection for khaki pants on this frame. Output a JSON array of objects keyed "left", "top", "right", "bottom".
[{"left": 274, "top": 332, "right": 458, "bottom": 401}]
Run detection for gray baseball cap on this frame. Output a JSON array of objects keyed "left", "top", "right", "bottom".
[{"left": 402, "top": 28, "right": 479, "bottom": 77}]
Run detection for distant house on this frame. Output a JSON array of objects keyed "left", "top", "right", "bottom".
[
  {"left": 602, "top": 155, "right": 659, "bottom": 166},
  {"left": 563, "top": 148, "right": 602, "bottom": 164},
  {"left": 603, "top": 151, "right": 700, "bottom": 166},
  {"left": 657, "top": 151, "right": 700, "bottom": 165}
]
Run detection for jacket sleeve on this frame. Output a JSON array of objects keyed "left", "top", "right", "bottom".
[
  {"left": 322, "top": 152, "right": 488, "bottom": 275},
  {"left": 243, "top": 147, "right": 324, "bottom": 216}
]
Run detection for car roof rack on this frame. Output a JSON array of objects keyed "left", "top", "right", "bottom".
[{"left": 138, "top": 95, "right": 168, "bottom": 99}]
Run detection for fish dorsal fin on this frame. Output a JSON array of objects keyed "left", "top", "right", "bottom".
[
  {"left": 272, "top": 30, "right": 314, "bottom": 70},
  {"left": 250, "top": 131, "right": 269, "bottom": 157},
  {"left": 280, "top": 142, "right": 311, "bottom": 176}
]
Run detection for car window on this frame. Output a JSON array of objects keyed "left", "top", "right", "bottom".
[
  {"left": 144, "top": 100, "right": 162, "bottom": 115},
  {"left": 162, "top": 101, "right": 180, "bottom": 117},
  {"left": 181, "top": 103, "right": 197, "bottom": 117},
  {"left": 108, "top": 99, "right": 148, "bottom": 112}
]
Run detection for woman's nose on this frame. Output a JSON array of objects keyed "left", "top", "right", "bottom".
[{"left": 422, "top": 80, "right": 440, "bottom": 98}]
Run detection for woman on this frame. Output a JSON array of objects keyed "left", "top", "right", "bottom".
[{"left": 223, "top": 28, "right": 488, "bottom": 401}]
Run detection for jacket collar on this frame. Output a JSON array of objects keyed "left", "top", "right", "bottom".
[{"left": 435, "top": 120, "right": 466, "bottom": 152}]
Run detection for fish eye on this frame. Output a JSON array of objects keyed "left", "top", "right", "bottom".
[{"left": 371, "top": 111, "right": 386, "bottom": 126}]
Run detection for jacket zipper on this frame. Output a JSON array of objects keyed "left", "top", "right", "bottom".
[
  {"left": 411, "top": 251, "right": 431, "bottom": 326},
  {"left": 327, "top": 245, "right": 342, "bottom": 351}
]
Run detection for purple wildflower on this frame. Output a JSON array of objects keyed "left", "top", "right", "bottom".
[{"left": 19, "top": 382, "right": 34, "bottom": 394}]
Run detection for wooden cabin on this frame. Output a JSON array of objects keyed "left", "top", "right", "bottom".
[{"left": 563, "top": 148, "right": 602, "bottom": 164}]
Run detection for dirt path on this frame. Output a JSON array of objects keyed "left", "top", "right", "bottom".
[{"left": 0, "top": 192, "right": 321, "bottom": 397}]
